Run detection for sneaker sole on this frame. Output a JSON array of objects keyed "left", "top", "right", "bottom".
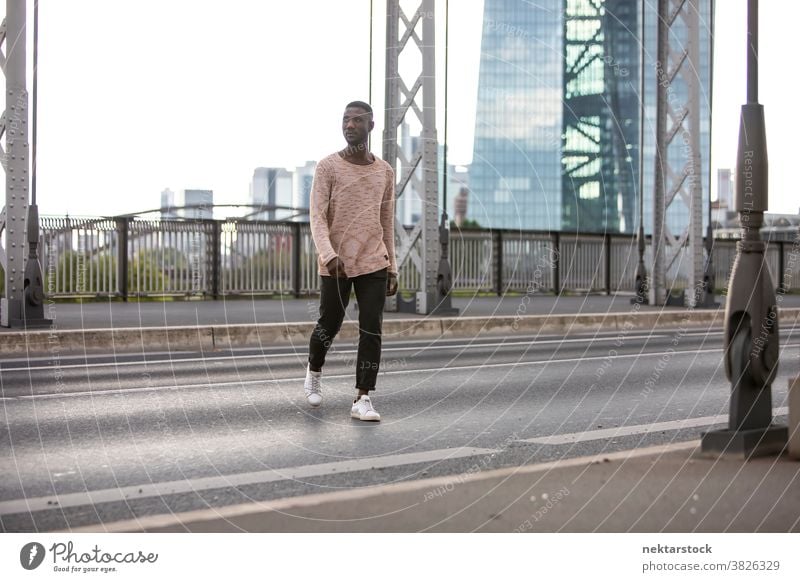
[{"left": 351, "top": 411, "right": 380, "bottom": 421}]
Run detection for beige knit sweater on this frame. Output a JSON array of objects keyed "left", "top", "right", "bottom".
[{"left": 310, "top": 152, "right": 398, "bottom": 277}]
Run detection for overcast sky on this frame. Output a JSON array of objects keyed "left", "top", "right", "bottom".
[{"left": 6, "top": 0, "right": 797, "bottom": 217}]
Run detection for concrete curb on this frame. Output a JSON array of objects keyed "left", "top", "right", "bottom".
[
  {"left": 65, "top": 441, "right": 701, "bottom": 533},
  {"left": 66, "top": 439, "right": 800, "bottom": 533},
  {"left": 2, "top": 308, "right": 798, "bottom": 357}
]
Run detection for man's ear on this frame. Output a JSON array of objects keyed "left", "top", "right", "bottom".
[{"left": 369, "top": 120, "right": 375, "bottom": 131}]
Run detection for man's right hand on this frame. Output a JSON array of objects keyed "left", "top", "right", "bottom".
[{"left": 326, "top": 257, "right": 348, "bottom": 278}]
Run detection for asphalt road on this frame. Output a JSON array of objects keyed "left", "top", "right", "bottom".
[{"left": 1, "top": 324, "right": 798, "bottom": 532}]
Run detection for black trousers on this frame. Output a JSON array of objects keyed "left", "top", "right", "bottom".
[{"left": 308, "top": 268, "right": 388, "bottom": 391}]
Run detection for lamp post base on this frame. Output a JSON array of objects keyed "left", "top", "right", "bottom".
[
  {"left": 700, "top": 425, "right": 788, "bottom": 459},
  {"left": 789, "top": 376, "right": 800, "bottom": 460}
]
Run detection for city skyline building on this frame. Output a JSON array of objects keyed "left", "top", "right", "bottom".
[
  {"left": 717, "top": 168, "right": 733, "bottom": 209},
  {"left": 292, "top": 161, "right": 317, "bottom": 222},
  {"left": 180, "top": 189, "right": 214, "bottom": 220},
  {"left": 395, "top": 123, "right": 471, "bottom": 226},
  {"left": 250, "top": 167, "right": 293, "bottom": 221},
  {"left": 470, "top": 0, "right": 712, "bottom": 234},
  {"left": 160, "top": 188, "right": 178, "bottom": 220},
  {"left": 470, "top": 0, "right": 563, "bottom": 231}
]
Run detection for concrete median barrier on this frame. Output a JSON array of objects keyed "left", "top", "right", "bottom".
[
  {"left": 0, "top": 325, "right": 215, "bottom": 356},
  {"left": 1, "top": 308, "right": 797, "bottom": 356}
]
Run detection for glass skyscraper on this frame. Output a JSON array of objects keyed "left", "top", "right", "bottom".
[
  {"left": 470, "top": 0, "right": 712, "bottom": 234},
  {"left": 471, "top": 0, "right": 563, "bottom": 231}
]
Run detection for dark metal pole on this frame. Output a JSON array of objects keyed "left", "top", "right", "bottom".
[
  {"left": 369, "top": 0, "right": 373, "bottom": 106},
  {"left": 632, "top": 0, "right": 649, "bottom": 305},
  {"left": 433, "top": 0, "right": 458, "bottom": 315},
  {"left": 604, "top": 233, "right": 612, "bottom": 295},
  {"left": 442, "top": 0, "right": 449, "bottom": 218},
  {"left": 699, "top": 0, "right": 718, "bottom": 308},
  {"left": 32, "top": 0, "right": 39, "bottom": 207},
  {"left": 495, "top": 230, "right": 503, "bottom": 296},
  {"left": 701, "top": 0, "right": 786, "bottom": 458},
  {"left": 747, "top": 0, "right": 758, "bottom": 104},
  {"left": 292, "top": 222, "right": 302, "bottom": 298},
  {"left": 368, "top": 0, "right": 373, "bottom": 151},
  {"left": 210, "top": 220, "right": 221, "bottom": 299},
  {"left": 551, "top": 232, "right": 561, "bottom": 295},
  {"left": 22, "top": 0, "right": 51, "bottom": 327},
  {"left": 117, "top": 217, "right": 129, "bottom": 302}
]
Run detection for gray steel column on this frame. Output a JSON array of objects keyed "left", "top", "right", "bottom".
[
  {"left": 651, "top": 0, "right": 667, "bottom": 306},
  {"left": 686, "top": 0, "right": 704, "bottom": 306},
  {"left": 382, "top": 0, "right": 399, "bottom": 188},
  {"left": 1, "top": 0, "right": 30, "bottom": 326},
  {"left": 650, "top": 0, "right": 705, "bottom": 306},
  {"left": 383, "top": 0, "right": 454, "bottom": 315},
  {"left": 632, "top": 0, "right": 649, "bottom": 306}
]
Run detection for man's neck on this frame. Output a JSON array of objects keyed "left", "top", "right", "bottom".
[{"left": 339, "top": 143, "right": 374, "bottom": 165}]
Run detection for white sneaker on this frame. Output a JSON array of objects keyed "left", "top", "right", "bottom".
[
  {"left": 304, "top": 367, "right": 323, "bottom": 407},
  {"left": 351, "top": 395, "right": 380, "bottom": 421}
]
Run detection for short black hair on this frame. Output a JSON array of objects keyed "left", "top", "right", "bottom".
[{"left": 346, "top": 101, "right": 373, "bottom": 117}]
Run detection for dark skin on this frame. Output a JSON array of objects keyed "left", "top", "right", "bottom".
[{"left": 326, "top": 106, "right": 398, "bottom": 399}]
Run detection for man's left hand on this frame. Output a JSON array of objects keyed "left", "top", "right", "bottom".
[{"left": 386, "top": 273, "right": 398, "bottom": 297}]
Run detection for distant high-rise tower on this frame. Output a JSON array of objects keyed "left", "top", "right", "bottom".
[
  {"left": 453, "top": 187, "right": 469, "bottom": 228},
  {"left": 181, "top": 189, "right": 213, "bottom": 220},
  {"left": 470, "top": 0, "right": 712, "bottom": 233},
  {"left": 160, "top": 188, "right": 178, "bottom": 220},
  {"left": 250, "top": 167, "right": 293, "bottom": 221},
  {"left": 470, "top": 0, "right": 563, "bottom": 231},
  {"left": 293, "top": 161, "right": 316, "bottom": 222},
  {"left": 717, "top": 169, "right": 733, "bottom": 209}
]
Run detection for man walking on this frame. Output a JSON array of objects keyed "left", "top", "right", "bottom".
[{"left": 304, "top": 101, "right": 398, "bottom": 421}]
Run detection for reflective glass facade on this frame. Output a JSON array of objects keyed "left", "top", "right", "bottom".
[
  {"left": 471, "top": 0, "right": 712, "bottom": 234},
  {"left": 471, "top": 0, "right": 563, "bottom": 231}
]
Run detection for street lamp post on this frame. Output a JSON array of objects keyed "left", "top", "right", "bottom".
[
  {"left": 700, "top": 0, "right": 787, "bottom": 457},
  {"left": 631, "top": 0, "right": 648, "bottom": 306}
]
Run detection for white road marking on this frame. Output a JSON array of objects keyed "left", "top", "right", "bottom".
[
  {"left": 0, "top": 446, "right": 498, "bottom": 516},
  {"left": 519, "top": 407, "right": 790, "bottom": 445}
]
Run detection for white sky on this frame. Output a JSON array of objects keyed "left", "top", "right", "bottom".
[{"left": 5, "top": 0, "right": 797, "bottom": 217}]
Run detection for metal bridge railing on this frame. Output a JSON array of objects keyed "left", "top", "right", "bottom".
[{"left": 6, "top": 217, "right": 795, "bottom": 300}]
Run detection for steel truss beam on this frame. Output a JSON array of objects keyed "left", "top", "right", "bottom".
[
  {"left": 1, "top": 0, "right": 30, "bottom": 326},
  {"left": 651, "top": 0, "right": 704, "bottom": 306},
  {"left": 383, "top": 0, "right": 455, "bottom": 315}
]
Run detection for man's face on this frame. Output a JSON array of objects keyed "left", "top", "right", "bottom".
[{"left": 342, "top": 107, "right": 373, "bottom": 147}]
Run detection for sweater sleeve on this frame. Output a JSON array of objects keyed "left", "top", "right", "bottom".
[
  {"left": 310, "top": 159, "right": 338, "bottom": 267},
  {"left": 381, "top": 165, "right": 398, "bottom": 275}
]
